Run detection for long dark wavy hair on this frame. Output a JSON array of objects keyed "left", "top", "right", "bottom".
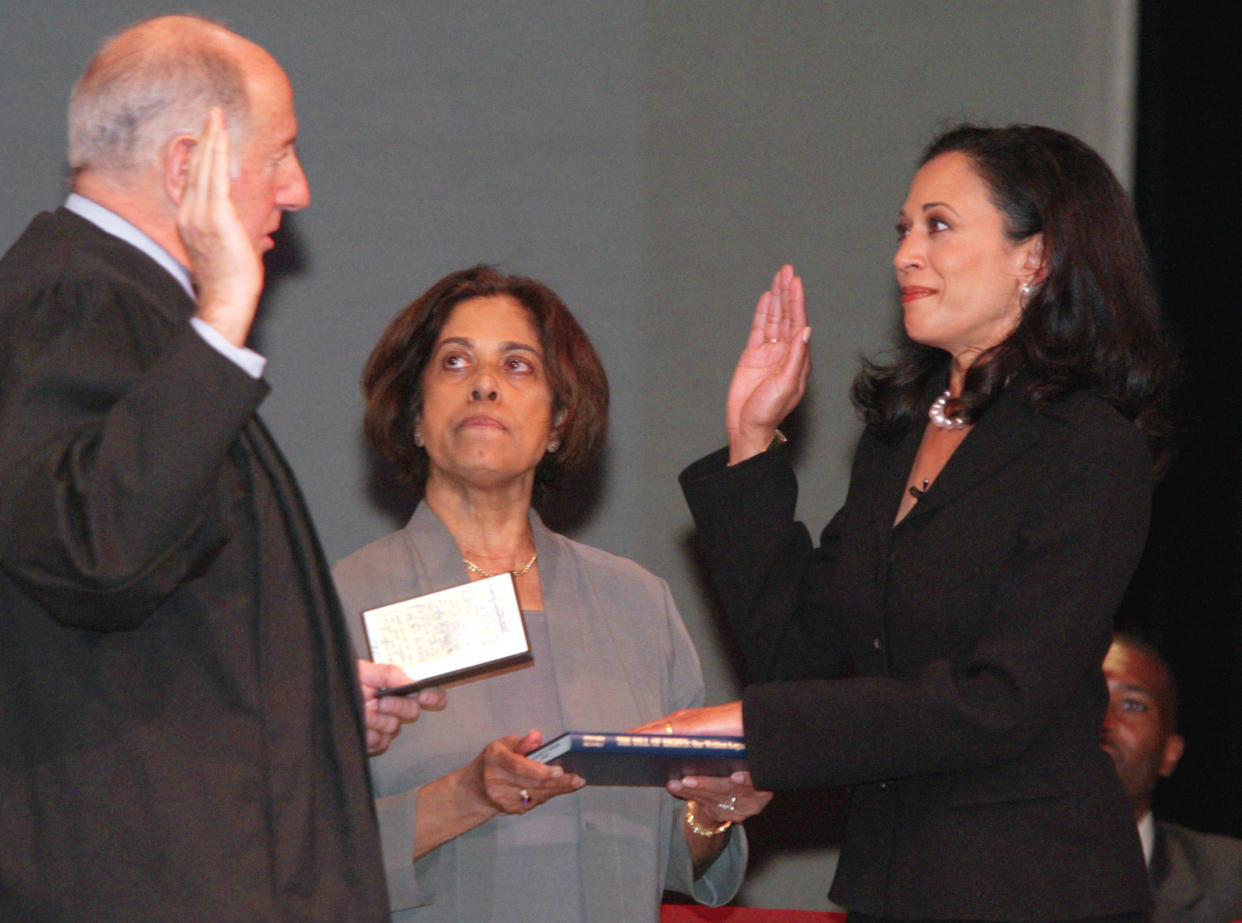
[{"left": 852, "top": 124, "right": 1175, "bottom": 470}]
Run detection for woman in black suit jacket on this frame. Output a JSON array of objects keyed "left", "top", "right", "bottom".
[{"left": 640, "top": 125, "right": 1175, "bottom": 920}]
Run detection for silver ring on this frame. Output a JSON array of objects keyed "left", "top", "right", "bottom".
[
  {"left": 764, "top": 337, "right": 781, "bottom": 344},
  {"left": 717, "top": 796, "right": 737, "bottom": 812},
  {"left": 520, "top": 789, "right": 531, "bottom": 806}
]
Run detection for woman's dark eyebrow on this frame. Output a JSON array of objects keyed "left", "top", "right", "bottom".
[{"left": 435, "top": 336, "right": 542, "bottom": 356}]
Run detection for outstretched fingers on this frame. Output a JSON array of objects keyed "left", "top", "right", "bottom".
[
  {"left": 725, "top": 265, "right": 812, "bottom": 460},
  {"left": 745, "top": 288, "right": 774, "bottom": 351},
  {"left": 179, "top": 108, "right": 264, "bottom": 346},
  {"left": 785, "top": 268, "right": 808, "bottom": 333},
  {"left": 205, "top": 109, "right": 232, "bottom": 217},
  {"left": 754, "top": 265, "right": 805, "bottom": 350},
  {"left": 769, "top": 264, "right": 792, "bottom": 344}
]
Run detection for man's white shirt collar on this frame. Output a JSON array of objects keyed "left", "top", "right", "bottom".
[{"left": 1137, "top": 809, "right": 1155, "bottom": 866}]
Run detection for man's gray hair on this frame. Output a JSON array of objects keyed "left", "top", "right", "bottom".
[{"left": 67, "top": 16, "right": 250, "bottom": 177}]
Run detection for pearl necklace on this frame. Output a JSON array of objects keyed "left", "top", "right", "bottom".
[
  {"left": 928, "top": 390, "right": 967, "bottom": 430},
  {"left": 462, "top": 551, "right": 538, "bottom": 579}
]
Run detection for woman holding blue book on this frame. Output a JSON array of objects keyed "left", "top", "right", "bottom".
[{"left": 334, "top": 265, "right": 771, "bottom": 921}]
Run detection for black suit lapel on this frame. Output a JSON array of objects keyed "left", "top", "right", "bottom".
[
  {"left": 900, "top": 387, "right": 1042, "bottom": 524},
  {"left": 874, "top": 423, "right": 922, "bottom": 536}
]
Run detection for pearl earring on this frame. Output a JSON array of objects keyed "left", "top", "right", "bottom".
[{"left": 547, "top": 438, "right": 560, "bottom": 454}]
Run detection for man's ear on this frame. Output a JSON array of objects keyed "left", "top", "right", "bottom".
[
  {"left": 1159, "top": 732, "right": 1185, "bottom": 778},
  {"left": 163, "top": 134, "right": 198, "bottom": 206}
]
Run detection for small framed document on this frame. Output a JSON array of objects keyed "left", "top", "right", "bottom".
[{"left": 361, "top": 574, "right": 530, "bottom": 696}]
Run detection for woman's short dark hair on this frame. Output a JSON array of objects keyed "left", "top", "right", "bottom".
[
  {"left": 853, "top": 123, "right": 1175, "bottom": 467},
  {"left": 363, "top": 265, "right": 609, "bottom": 489}
]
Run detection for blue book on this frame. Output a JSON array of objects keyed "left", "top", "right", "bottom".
[{"left": 527, "top": 731, "right": 747, "bottom": 786}]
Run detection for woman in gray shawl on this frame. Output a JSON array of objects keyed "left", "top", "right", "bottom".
[{"left": 335, "top": 266, "right": 770, "bottom": 921}]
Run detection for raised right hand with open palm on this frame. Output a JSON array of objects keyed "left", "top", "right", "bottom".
[{"left": 725, "top": 264, "right": 812, "bottom": 464}]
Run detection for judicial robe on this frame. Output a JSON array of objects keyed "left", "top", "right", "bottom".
[{"left": 0, "top": 208, "right": 388, "bottom": 920}]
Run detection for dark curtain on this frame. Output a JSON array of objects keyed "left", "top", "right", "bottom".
[{"left": 1124, "top": 0, "right": 1242, "bottom": 838}]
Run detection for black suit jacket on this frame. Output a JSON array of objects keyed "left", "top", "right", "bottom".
[
  {"left": 0, "top": 209, "right": 387, "bottom": 920},
  {"left": 682, "top": 386, "right": 1152, "bottom": 920}
]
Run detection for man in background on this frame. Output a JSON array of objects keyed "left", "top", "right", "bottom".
[
  {"left": 0, "top": 15, "right": 433, "bottom": 919},
  {"left": 1101, "top": 632, "right": 1242, "bottom": 922}
]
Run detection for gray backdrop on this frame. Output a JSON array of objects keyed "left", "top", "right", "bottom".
[{"left": 0, "top": 0, "right": 1137, "bottom": 910}]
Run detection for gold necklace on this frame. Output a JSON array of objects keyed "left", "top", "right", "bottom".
[{"left": 461, "top": 551, "right": 538, "bottom": 579}]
